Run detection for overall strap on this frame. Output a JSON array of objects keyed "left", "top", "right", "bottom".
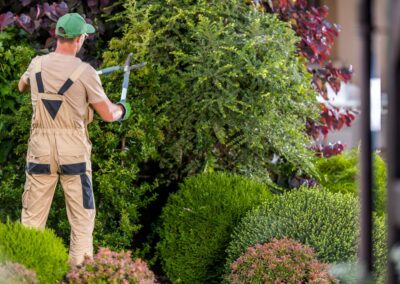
[
  {"left": 33, "top": 57, "right": 44, "bottom": 93},
  {"left": 58, "top": 63, "right": 89, "bottom": 95}
]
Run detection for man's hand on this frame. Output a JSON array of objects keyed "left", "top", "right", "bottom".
[
  {"left": 117, "top": 101, "right": 131, "bottom": 121},
  {"left": 18, "top": 77, "right": 29, "bottom": 92},
  {"left": 92, "top": 99, "right": 124, "bottom": 122}
]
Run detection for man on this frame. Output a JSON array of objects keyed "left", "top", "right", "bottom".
[{"left": 18, "top": 13, "right": 131, "bottom": 266}]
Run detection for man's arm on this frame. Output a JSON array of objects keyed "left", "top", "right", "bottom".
[
  {"left": 18, "top": 56, "right": 37, "bottom": 93},
  {"left": 91, "top": 98, "right": 125, "bottom": 122},
  {"left": 85, "top": 65, "right": 131, "bottom": 122},
  {"left": 18, "top": 77, "right": 29, "bottom": 92}
]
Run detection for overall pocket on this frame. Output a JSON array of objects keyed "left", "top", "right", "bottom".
[
  {"left": 22, "top": 180, "right": 32, "bottom": 209},
  {"left": 58, "top": 146, "right": 87, "bottom": 175},
  {"left": 26, "top": 147, "right": 51, "bottom": 175}
]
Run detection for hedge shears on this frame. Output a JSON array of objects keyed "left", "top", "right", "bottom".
[{"left": 96, "top": 53, "right": 146, "bottom": 102}]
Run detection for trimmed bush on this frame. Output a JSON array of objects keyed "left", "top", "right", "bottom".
[
  {"left": 0, "top": 262, "right": 38, "bottom": 284},
  {"left": 315, "top": 149, "right": 387, "bottom": 215},
  {"left": 227, "top": 238, "right": 337, "bottom": 284},
  {"left": 65, "top": 247, "right": 156, "bottom": 284},
  {"left": 0, "top": 221, "right": 68, "bottom": 283},
  {"left": 225, "top": 189, "right": 386, "bottom": 279},
  {"left": 157, "top": 172, "right": 271, "bottom": 283}
]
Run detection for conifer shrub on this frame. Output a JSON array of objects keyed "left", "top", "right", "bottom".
[
  {"left": 227, "top": 238, "right": 338, "bottom": 284},
  {"left": 64, "top": 247, "right": 156, "bottom": 284},
  {"left": 0, "top": 221, "right": 68, "bottom": 283},
  {"left": 157, "top": 172, "right": 271, "bottom": 284},
  {"left": 315, "top": 149, "right": 387, "bottom": 215},
  {"left": 225, "top": 189, "right": 386, "bottom": 279},
  {"left": 0, "top": 262, "right": 38, "bottom": 284}
]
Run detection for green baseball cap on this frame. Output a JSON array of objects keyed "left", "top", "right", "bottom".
[{"left": 56, "top": 13, "right": 95, "bottom": 38}]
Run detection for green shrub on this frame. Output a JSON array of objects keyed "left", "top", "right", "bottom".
[
  {"left": 225, "top": 189, "right": 386, "bottom": 280},
  {"left": 104, "top": 0, "right": 319, "bottom": 186},
  {"left": 227, "top": 237, "right": 337, "bottom": 284},
  {"left": 65, "top": 247, "right": 156, "bottom": 284},
  {"left": 0, "top": 30, "right": 36, "bottom": 225},
  {"left": 0, "top": 262, "right": 38, "bottom": 284},
  {"left": 0, "top": 30, "right": 35, "bottom": 164},
  {"left": 315, "top": 149, "right": 387, "bottom": 215},
  {"left": 0, "top": 221, "right": 68, "bottom": 283},
  {"left": 157, "top": 172, "right": 271, "bottom": 284},
  {"left": 373, "top": 216, "right": 387, "bottom": 283}
]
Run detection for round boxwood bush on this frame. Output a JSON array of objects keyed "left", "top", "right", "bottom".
[
  {"left": 0, "top": 221, "right": 68, "bottom": 283},
  {"left": 157, "top": 172, "right": 271, "bottom": 283},
  {"left": 225, "top": 189, "right": 386, "bottom": 279},
  {"left": 315, "top": 149, "right": 386, "bottom": 215},
  {"left": 227, "top": 238, "right": 337, "bottom": 284}
]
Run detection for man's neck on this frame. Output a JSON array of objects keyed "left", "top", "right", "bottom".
[{"left": 55, "top": 45, "right": 77, "bottom": 56}]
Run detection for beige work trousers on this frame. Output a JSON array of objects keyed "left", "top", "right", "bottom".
[
  {"left": 21, "top": 58, "right": 95, "bottom": 266},
  {"left": 22, "top": 129, "right": 95, "bottom": 266}
]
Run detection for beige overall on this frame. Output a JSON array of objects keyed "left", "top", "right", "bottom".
[{"left": 21, "top": 57, "right": 95, "bottom": 266}]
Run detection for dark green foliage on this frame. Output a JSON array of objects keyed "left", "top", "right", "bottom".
[
  {"left": 157, "top": 172, "right": 271, "bottom": 284},
  {"left": 0, "top": 30, "right": 34, "bottom": 164},
  {"left": 0, "top": 221, "right": 68, "bottom": 283},
  {"left": 0, "top": 30, "right": 34, "bottom": 116},
  {"left": 103, "top": 0, "right": 319, "bottom": 186},
  {"left": 0, "top": 95, "right": 33, "bottom": 223},
  {"left": 0, "top": 30, "right": 35, "bottom": 223},
  {"left": 315, "top": 149, "right": 387, "bottom": 215},
  {"left": 87, "top": 115, "right": 160, "bottom": 251},
  {"left": 225, "top": 189, "right": 386, "bottom": 279}
]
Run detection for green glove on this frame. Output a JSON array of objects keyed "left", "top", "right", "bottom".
[{"left": 117, "top": 101, "right": 131, "bottom": 121}]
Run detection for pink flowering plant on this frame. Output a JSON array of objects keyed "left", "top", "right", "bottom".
[
  {"left": 0, "top": 262, "right": 38, "bottom": 284},
  {"left": 64, "top": 247, "right": 156, "bottom": 284},
  {"left": 227, "top": 238, "right": 338, "bottom": 284}
]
